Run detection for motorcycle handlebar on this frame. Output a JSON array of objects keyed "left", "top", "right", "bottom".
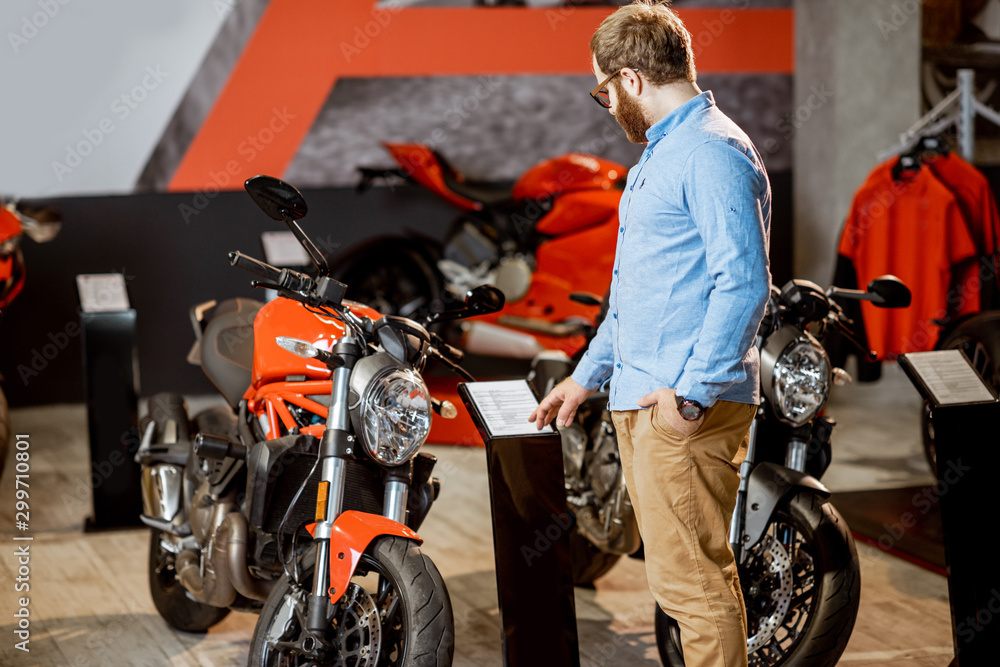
[{"left": 230, "top": 251, "right": 282, "bottom": 282}]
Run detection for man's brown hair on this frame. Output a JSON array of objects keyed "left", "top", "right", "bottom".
[{"left": 590, "top": 1, "right": 696, "bottom": 86}]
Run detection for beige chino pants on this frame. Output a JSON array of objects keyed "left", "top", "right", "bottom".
[{"left": 612, "top": 400, "right": 755, "bottom": 667}]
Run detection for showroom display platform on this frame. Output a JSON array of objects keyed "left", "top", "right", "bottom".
[{"left": 0, "top": 395, "right": 955, "bottom": 667}]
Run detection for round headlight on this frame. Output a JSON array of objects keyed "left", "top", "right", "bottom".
[
  {"left": 360, "top": 367, "right": 431, "bottom": 466},
  {"left": 770, "top": 337, "right": 831, "bottom": 425}
]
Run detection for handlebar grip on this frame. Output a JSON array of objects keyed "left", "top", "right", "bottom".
[{"left": 229, "top": 251, "right": 282, "bottom": 282}]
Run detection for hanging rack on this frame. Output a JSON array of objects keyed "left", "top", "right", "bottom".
[{"left": 879, "top": 68, "right": 1000, "bottom": 162}]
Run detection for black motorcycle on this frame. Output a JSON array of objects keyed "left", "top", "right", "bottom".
[{"left": 529, "top": 276, "right": 911, "bottom": 666}]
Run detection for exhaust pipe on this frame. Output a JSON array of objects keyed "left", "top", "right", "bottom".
[
  {"left": 224, "top": 512, "right": 276, "bottom": 601},
  {"left": 175, "top": 512, "right": 276, "bottom": 605}
]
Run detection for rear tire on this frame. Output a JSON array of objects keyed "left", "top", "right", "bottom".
[
  {"left": 569, "top": 529, "right": 621, "bottom": 586},
  {"left": 249, "top": 536, "right": 454, "bottom": 666},
  {"left": 148, "top": 529, "right": 231, "bottom": 632},
  {"left": 655, "top": 493, "right": 860, "bottom": 667},
  {"left": 335, "top": 240, "right": 442, "bottom": 320}
]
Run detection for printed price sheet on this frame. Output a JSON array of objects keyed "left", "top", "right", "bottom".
[{"left": 463, "top": 380, "right": 555, "bottom": 438}]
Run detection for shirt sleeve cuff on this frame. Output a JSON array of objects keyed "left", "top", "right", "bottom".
[
  {"left": 674, "top": 377, "right": 718, "bottom": 408},
  {"left": 571, "top": 355, "right": 610, "bottom": 392}
]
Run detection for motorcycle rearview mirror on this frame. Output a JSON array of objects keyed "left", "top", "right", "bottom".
[
  {"left": 465, "top": 284, "right": 505, "bottom": 315},
  {"left": 866, "top": 275, "right": 911, "bottom": 309},
  {"left": 244, "top": 175, "right": 331, "bottom": 276}
]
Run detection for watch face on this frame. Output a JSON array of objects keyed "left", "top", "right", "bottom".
[{"left": 679, "top": 403, "right": 702, "bottom": 420}]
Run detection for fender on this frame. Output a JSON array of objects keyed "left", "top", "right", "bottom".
[
  {"left": 306, "top": 511, "right": 422, "bottom": 604},
  {"left": 742, "top": 462, "right": 831, "bottom": 554}
]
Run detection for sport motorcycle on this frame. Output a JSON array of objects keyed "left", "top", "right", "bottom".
[
  {"left": 528, "top": 275, "right": 911, "bottom": 666},
  {"left": 343, "top": 142, "right": 625, "bottom": 359},
  {"left": 137, "top": 175, "right": 503, "bottom": 666},
  {"left": 0, "top": 198, "right": 60, "bottom": 476}
]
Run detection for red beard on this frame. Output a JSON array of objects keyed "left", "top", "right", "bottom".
[{"left": 614, "top": 83, "right": 651, "bottom": 144}]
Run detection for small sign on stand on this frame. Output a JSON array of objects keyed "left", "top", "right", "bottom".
[
  {"left": 458, "top": 379, "right": 580, "bottom": 667},
  {"left": 76, "top": 273, "right": 142, "bottom": 531},
  {"left": 899, "top": 349, "right": 1000, "bottom": 666}
]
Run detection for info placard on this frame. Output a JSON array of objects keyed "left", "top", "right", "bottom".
[
  {"left": 461, "top": 379, "right": 554, "bottom": 438},
  {"left": 900, "top": 350, "right": 997, "bottom": 406},
  {"left": 76, "top": 273, "right": 130, "bottom": 313}
]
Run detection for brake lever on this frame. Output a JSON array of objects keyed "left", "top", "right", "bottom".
[{"left": 429, "top": 347, "right": 475, "bottom": 382}]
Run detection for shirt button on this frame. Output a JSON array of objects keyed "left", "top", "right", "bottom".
[
  {"left": 613, "top": 269, "right": 618, "bottom": 275},
  {"left": 616, "top": 363, "right": 621, "bottom": 369},
  {"left": 613, "top": 313, "right": 618, "bottom": 319},
  {"left": 619, "top": 227, "right": 624, "bottom": 233}
]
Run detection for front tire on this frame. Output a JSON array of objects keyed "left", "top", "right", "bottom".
[
  {"left": 148, "top": 529, "right": 231, "bottom": 632},
  {"left": 249, "top": 536, "right": 454, "bottom": 667},
  {"left": 655, "top": 493, "right": 860, "bottom": 667},
  {"left": 335, "top": 240, "right": 442, "bottom": 320}
]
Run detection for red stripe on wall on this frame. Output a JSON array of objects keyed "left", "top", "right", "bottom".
[{"left": 168, "top": 0, "right": 792, "bottom": 192}]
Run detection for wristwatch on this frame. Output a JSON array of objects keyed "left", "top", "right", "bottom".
[{"left": 675, "top": 395, "right": 705, "bottom": 421}]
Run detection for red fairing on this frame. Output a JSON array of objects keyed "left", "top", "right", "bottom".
[
  {"left": 512, "top": 153, "right": 626, "bottom": 202},
  {"left": 250, "top": 297, "right": 383, "bottom": 389}
]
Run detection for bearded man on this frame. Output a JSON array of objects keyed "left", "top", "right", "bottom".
[{"left": 529, "top": 3, "right": 772, "bottom": 666}]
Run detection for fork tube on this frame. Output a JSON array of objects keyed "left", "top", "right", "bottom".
[
  {"left": 729, "top": 409, "right": 761, "bottom": 562},
  {"left": 306, "top": 336, "right": 360, "bottom": 634}
]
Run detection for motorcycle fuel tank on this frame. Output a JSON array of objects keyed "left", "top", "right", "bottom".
[
  {"left": 512, "top": 153, "right": 626, "bottom": 202},
  {"left": 250, "top": 297, "right": 382, "bottom": 388}
]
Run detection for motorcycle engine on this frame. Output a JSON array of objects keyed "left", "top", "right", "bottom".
[{"left": 586, "top": 418, "right": 621, "bottom": 502}]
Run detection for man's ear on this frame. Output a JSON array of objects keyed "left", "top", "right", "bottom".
[{"left": 620, "top": 68, "right": 643, "bottom": 96}]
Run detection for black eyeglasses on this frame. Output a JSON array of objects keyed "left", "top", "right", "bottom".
[{"left": 589, "top": 69, "right": 638, "bottom": 109}]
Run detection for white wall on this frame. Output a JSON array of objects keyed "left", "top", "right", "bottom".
[{"left": 0, "top": 0, "right": 229, "bottom": 197}]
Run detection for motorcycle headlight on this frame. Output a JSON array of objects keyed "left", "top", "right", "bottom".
[
  {"left": 761, "top": 326, "right": 831, "bottom": 425},
  {"left": 350, "top": 353, "right": 431, "bottom": 466}
]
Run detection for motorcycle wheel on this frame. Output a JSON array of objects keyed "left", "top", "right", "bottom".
[
  {"left": 336, "top": 242, "right": 442, "bottom": 320},
  {"left": 655, "top": 493, "right": 860, "bottom": 667},
  {"left": 148, "top": 529, "right": 231, "bottom": 632},
  {"left": 921, "top": 312, "right": 1000, "bottom": 475},
  {"left": 0, "top": 385, "right": 9, "bottom": 479},
  {"left": 249, "top": 536, "right": 454, "bottom": 667}
]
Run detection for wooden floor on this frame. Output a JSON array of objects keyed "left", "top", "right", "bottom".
[{"left": 0, "top": 402, "right": 954, "bottom": 666}]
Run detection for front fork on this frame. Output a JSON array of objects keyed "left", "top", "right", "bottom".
[
  {"left": 729, "top": 410, "right": 811, "bottom": 563},
  {"left": 305, "top": 337, "right": 360, "bottom": 634}
]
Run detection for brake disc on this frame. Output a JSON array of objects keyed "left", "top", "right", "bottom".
[
  {"left": 746, "top": 535, "right": 793, "bottom": 653},
  {"left": 333, "top": 583, "right": 382, "bottom": 667}
]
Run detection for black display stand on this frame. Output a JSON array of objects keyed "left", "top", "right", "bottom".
[
  {"left": 899, "top": 350, "right": 1000, "bottom": 666},
  {"left": 458, "top": 381, "right": 580, "bottom": 667},
  {"left": 80, "top": 308, "right": 143, "bottom": 531}
]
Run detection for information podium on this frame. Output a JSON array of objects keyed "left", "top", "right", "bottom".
[
  {"left": 457, "top": 380, "right": 580, "bottom": 667},
  {"left": 77, "top": 274, "right": 143, "bottom": 530},
  {"left": 899, "top": 349, "right": 1000, "bottom": 666}
]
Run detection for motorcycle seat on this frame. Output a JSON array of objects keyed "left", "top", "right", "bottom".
[
  {"left": 200, "top": 298, "right": 264, "bottom": 407},
  {"left": 434, "top": 150, "right": 512, "bottom": 207}
]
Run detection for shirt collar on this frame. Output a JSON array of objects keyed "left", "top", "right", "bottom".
[{"left": 644, "top": 90, "right": 715, "bottom": 145}]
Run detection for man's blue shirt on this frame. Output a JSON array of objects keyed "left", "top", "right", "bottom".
[{"left": 571, "top": 91, "right": 771, "bottom": 409}]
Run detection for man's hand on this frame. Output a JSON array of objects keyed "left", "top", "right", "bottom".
[
  {"left": 529, "top": 378, "right": 595, "bottom": 430},
  {"left": 637, "top": 387, "right": 704, "bottom": 437}
]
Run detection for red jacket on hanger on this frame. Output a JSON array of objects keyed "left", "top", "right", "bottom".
[{"left": 839, "top": 161, "right": 977, "bottom": 359}]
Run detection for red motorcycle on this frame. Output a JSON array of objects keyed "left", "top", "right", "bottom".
[
  {"left": 1, "top": 199, "right": 60, "bottom": 474},
  {"left": 138, "top": 176, "right": 503, "bottom": 665},
  {"left": 343, "top": 143, "right": 626, "bottom": 359}
]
